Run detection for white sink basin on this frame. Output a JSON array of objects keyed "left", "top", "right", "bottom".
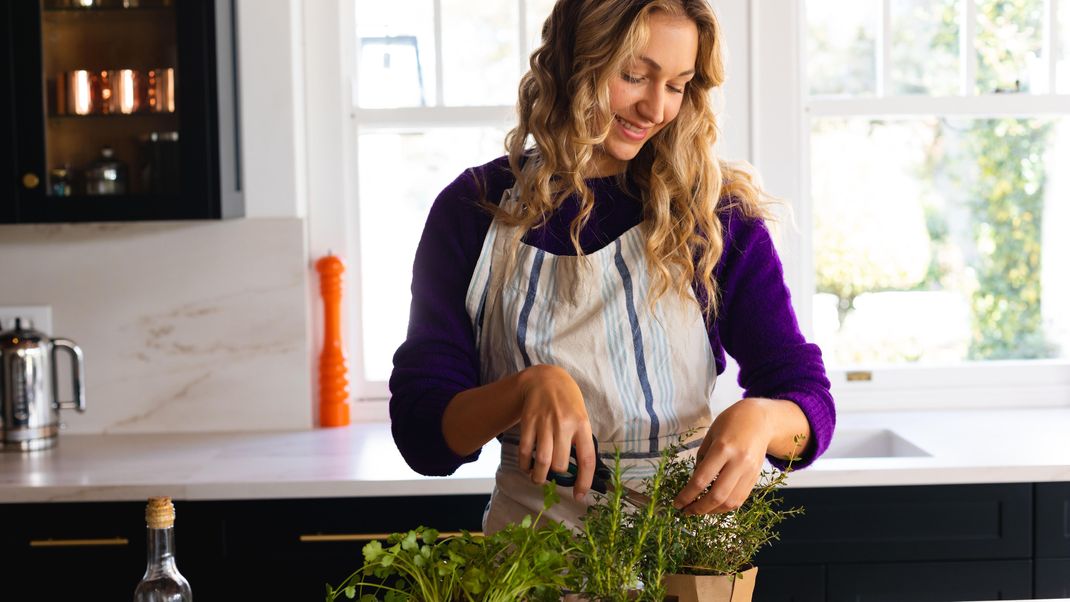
[{"left": 823, "top": 429, "right": 931, "bottom": 459}]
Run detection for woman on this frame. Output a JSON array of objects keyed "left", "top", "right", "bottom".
[{"left": 390, "top": 0, "right": 835, "bottom": 532}]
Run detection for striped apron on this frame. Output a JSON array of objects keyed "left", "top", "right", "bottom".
[{"left": 465, "top": 186, "right": 719, "bottom": 533}]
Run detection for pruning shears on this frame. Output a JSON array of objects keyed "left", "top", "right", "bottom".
[{"left": 538, "top": 435, "right": 654, "bottom": 511}]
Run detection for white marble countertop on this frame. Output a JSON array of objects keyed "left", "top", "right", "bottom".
[{"left": 1, "top": 408, "right": 1068, "bottom": 503}]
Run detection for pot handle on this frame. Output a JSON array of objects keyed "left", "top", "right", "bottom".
[{"left": 51, "top": 338, "right": 86, "bottom": 413}]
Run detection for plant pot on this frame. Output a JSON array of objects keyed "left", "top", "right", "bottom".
[{"left": 662, "top": 566, "right": 758, "bottom": 602}]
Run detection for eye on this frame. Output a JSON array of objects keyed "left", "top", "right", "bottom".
[
  {"left": 621, "top": 72, "right": 643, "bottom": 84},
  {"left": 668, "top": 84, "right": 685, "bottom": 94}
]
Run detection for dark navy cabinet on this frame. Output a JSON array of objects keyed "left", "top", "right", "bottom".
[
  {"left": 1, "top": 483, "right": 1067, "bottom": 601},
  {"left": 1034, "top": 482, "right": 1070, "bottom": 598},
  {"left": 826, "top": 561, "right": 1032, "bottom": 602},
  {"left": 753, "top": 482, "right": 1070, "bottom": 602}
]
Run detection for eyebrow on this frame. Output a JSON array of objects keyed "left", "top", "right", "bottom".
[{"left": 639, "top": 55, "right": 695, "bottom": 77}]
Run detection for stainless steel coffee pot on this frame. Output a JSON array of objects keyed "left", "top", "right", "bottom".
[{"left": 0, "top": 319, "right": 85, "bottom": 451}]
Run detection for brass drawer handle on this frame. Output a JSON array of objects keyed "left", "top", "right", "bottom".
[
  {"left": 30, "top": 537, "right": 130, "bottom": 548},
  {"left": 299, "top": 531, "right": 482, "bottom": 543}
]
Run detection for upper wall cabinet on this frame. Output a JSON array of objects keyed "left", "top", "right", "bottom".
[{"left": 0, "top": 0, "right": 242, "bottom": 223}]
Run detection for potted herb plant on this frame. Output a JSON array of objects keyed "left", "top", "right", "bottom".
[
  {"left": 652, "top": 458, "right": 801, "bottom": 602},
  {"left": 572, "top": 436, "right": 803, "bottom": 602},
  {"left": 324, "top": 485, "right": 576, "bottom": 602}
]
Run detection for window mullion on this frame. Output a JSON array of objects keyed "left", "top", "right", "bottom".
[
  {"left": 808, "top": 94, "right": 1070, "bottom": 117},
  {"left": 518, "top": 0, "right": 529, "bottom": 76},
  {"left": 1044, "top": 0, "right": 1057, "bottom": 93},
  {"left": 877, "top": 0, "right": 892, "bottom": 96},
  {"left": 961, "top": 0, "right": 978, "bottom": 95},
  {"left": 434, "top": 0, "right": 445, "bottom": 106}
]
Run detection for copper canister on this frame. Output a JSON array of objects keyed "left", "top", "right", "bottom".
[
  {"left": 146, "top": 68, "right": 176, "bottom": 113},
  {"left": 55, "top": 70, "right": 97, "bottom": 115},
  {"left": 101, "top": 69, "right": 142, "bottom": 114}
]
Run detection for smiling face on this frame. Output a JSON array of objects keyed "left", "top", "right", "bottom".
[{"left": 590, "top": 12, "right": 699, "bottom": 177}]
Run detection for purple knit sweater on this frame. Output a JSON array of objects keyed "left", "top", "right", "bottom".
[{"left": 389, "top": 156, "right": 835, "bottom": 475}]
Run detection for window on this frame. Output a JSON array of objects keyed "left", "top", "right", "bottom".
[
  {"left": 351, "top": 0, "right": 557, "bottom": 399},
  {"left": 756, "top": 0, "right": 1070, "bottom": 408}
]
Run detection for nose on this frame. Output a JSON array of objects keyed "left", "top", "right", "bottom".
[{"left": 636, "top": 85, "right": 666, "bottom": 125}]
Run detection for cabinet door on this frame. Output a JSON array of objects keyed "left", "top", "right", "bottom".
[
  {"left": 217, "top": 495, "right": 491, "bottom": 600},
  {"left": 827, "top": 560, "right": 1032, "bottom": 602},
  {"left": 3, "top": 501, "right": 147, "bottom": 600},
  {"left": 0, "top": 500, "right": 223, "bottom": 601},
  {"left": 1, "top": 3, "right": 15, "bottom": 223},
  {"left": 756, "top": 484, "right": 1032, "bottom": 565},
  {"left": 4, "top": 0, "right": 241, "bottom": 223},
  {"left": 753, "top": 564, "right": 825, "bottom": 602},
  {"left": 1036, "top": 482, "right": 1070, "bottom": 557},
  {"left": 1035, "top": 558, "right": 1070, "bottom": 598}
]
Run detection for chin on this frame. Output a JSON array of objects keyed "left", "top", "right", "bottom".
[{"left": 605, "top": 142, "right": 644, "bottom": 164}]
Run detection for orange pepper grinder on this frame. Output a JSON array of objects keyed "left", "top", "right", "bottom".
[{"left": 316, "top": 253, "right": 350, "bottom": 427}]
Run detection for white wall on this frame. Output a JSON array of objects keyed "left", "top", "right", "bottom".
[{"left": 235, "top": 0, "right": 308, "bottom": 219}]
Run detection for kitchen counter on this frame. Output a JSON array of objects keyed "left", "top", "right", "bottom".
[{"left": 1, "top": 407, "right": 1068, "bottom": 503}]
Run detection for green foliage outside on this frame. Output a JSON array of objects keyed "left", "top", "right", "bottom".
[
  {"left": 811, "top": 0, "right": 1057, "bottom": 361},
  {"left": 964, "top": 117, "right": 1054, "bottom": 358},
  {"left": 960, "top": 0, "right": 1054, "bottom": 358}
]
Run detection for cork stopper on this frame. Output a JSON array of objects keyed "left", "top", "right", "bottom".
[{"left": 145, "top": 496, "right": 176, "bottom": 529}]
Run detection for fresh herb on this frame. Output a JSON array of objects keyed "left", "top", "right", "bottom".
[
  {"left": 325, "top": 484, "right": 576, "bottom": 602},
  {"left": 640, "top": 434, "right": 805, "bottom": 578},
  {"left": 569, "top": 451, "right": 673, "bottom": 601},
  {"left": 570, "top": 434, "right": 804, "bottom": 600}
]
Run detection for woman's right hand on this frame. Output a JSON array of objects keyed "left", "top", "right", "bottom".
[{"left": 515, "top": 364, "right": 596, "bottom": 501}]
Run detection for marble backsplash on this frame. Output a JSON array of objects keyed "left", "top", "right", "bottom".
[{"left": 0, "top": 218, "right": 312, "bottom": 433}]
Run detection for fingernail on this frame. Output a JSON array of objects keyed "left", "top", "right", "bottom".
[{"left": 672, "top": 501, "right": 683, "bottom": 510}]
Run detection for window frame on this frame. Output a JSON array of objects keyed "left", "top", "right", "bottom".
[
  {"left": 345, "top": 0, "right": 537, "bottom": 416},
  {"left": 753, "top": 0, "right": 1070, "bottom": 411}
]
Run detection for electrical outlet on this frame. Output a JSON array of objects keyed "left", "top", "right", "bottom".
[{"left": 0, "top": 306, "right": 53, "bottom": 335}]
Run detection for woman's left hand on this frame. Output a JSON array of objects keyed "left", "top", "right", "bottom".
[{"left": 671, "top": 398, "right": 778, "bottom": 515}]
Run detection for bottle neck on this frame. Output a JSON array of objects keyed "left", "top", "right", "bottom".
[{"left": 145, "top": 527, "right": 177, "bottom": 571}]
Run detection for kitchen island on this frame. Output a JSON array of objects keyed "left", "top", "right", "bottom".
[{"left": 1, "top": 407, "right": 1068, "bottom": 601}]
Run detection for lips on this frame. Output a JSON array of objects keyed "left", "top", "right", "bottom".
[{"left": 614, "top": 115, "right": 649, "bottom": 141}]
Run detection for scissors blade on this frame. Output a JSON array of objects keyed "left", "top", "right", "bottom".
[{"left": 618, "top": 486, "right": 653, "bottom": 510}]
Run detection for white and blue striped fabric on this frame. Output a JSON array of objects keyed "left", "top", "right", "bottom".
[{"left": 465, "top": 188, "right": 719, "bottom": 532}]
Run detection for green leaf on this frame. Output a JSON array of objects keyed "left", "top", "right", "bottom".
[
  {"left": 543, "top": 481, "right": 561, "bottom": 509},
  {"left": 362, "top": 540, "right": 383, "bottom": 562},
  {"left": 401, "top": 530, "right": 418, "bottom": 551},
  {"left": 521, "top": 514, "right": 532, "bottom": 529},
  {"left": 343, "top": 585, "right": 356, "bottom": 599}
]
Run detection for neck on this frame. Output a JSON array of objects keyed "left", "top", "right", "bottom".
[
  {"left": 145, "top": 527, "right": 177, "bottom": 573},
  {"left": 586, "top": 150, "right": 627, "bottom": 178}
]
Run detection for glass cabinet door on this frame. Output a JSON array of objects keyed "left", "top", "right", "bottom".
[
  {"left": 41, "top": 0, "right": 181, "bottom": 200},
  {"left": 4, "top": 0, "right": 239, "bottom": 223}
]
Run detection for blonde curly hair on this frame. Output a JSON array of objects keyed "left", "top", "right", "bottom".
[{"left": 489, "top": 0, "right": 772, "bottom": 320}]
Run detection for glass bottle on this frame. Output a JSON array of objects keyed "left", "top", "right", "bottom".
[{"left": 133, "top": 496, "right": 192, "bottom": 602}]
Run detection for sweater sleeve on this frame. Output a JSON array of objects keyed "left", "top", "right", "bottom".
[
  {"left": 714, "top": 211, "right": 836, "bottom": 470},
  {"left": 388, "top": 166, "right": 499, "bottom": 476}
]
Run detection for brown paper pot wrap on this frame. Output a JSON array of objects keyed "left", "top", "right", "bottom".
[{"left": 663, "top": 566, "right": 758, "bottom": 602}]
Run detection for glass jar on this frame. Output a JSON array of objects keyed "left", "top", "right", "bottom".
[{"left": 84, "top": 146, "right": 128, "bottom": 195}]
